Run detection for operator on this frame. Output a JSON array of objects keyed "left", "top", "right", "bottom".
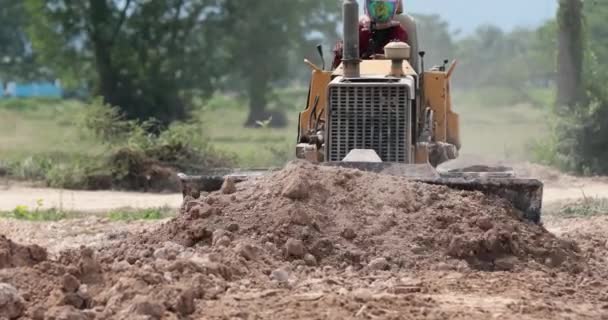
[{"left": 332, "top": 0, "right": 408, "bottom": 69}]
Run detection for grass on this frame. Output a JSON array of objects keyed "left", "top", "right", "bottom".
[
  {"left": 0, "top": 205, "right": 72, "bottom": 221},
  {"left": 107, "top": 207, "right": 174, "bottom": 221},
  {"left": 200, "top": 106, "right": 297, "bottom": 167},
  {"left": 549, "top": 197, "right": 608, "bottom": 218},
  {"left": 0, "top": 98, "right": 103, "bottom": 162},
  {"left": 0, "top": 86, "right": 552, "bottom": 178},
  {"left": 202, "top": 87, "right": 551, "bottom": 167},
  {"left": 453, "top": 96, "right": 549, "bottom": 161},
  {"left": 0, "top": 205, "right": 174, "bottom": 222}
]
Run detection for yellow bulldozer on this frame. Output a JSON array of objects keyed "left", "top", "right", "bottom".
[{"left": 179, "top": 0, "right": 543, "bottom": 223}]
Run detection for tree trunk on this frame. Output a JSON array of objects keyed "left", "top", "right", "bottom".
[
  {"left": 556, "top": 0, "right": 585, "bottom": 110},
  {"left": 244, "top": 72, "right": 269, "bottom": 127},
  {"left": 89, "top": 0, "right": 120, "bottom": 112}
]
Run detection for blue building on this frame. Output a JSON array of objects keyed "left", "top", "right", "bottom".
[{"left": 2, "top": 80, "right": 63, "bottom": 98}]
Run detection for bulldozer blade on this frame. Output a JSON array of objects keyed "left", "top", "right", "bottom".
[
  {"left": 322, "top": 162, "right": 542, "bottom": 223},
  {"left": 177, "top": 169, "right": 278, "bottom": 198},
  {"left": 178, "top": 163, "right": 543, "bottom": 224},
  {"left": 423, "top": 176, "right": 543, "bottom": 223}
]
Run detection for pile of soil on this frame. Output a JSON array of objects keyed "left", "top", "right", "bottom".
[
  {"left": 151, "top": 160, "right": 583, "bottom": 273},
  {"left": 1, "top": 161, "right": 606, "bottom": 319}
]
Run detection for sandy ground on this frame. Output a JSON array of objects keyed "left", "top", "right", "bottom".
[
  {"left": 2, "top": 154, "right": 607, "bottom": 213},
  {"left": 2, "top": 173, "right": 608, "bottom": 212},
  {"left": 0, "top": 186, "right": 182, "bottom": 212}
]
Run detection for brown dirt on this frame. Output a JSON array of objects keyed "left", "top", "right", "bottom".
[
  {"left": 0, "top": 236, "right": 47, "bottom": 269},
  {"left": 1, "top": 161, "right": 607, "bottom": 319}
]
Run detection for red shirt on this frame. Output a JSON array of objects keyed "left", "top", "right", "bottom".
[{"left": 332, "top": 22, "right": 408, "bottom": 69}]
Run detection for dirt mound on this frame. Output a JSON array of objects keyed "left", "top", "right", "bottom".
[
  {"left": 0, "top": 235, "right": 47, "bottom": 269},
  {"left": 147, "top": 161, "right": 582, "bottom": 273}
]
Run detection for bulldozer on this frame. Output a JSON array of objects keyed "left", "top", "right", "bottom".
[{"left": 179, "top": 0, "right": 544, "bottom": 223}]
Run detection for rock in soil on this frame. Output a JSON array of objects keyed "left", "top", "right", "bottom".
[
  {"left": 270, "top": 269, "right": 289, "bottom": 283},
  {"left": 368, "top": 257, "right": 390, "bottom": 271},
  {"left": 282, "top": 173, "right": 310, "bottom": 200},
  {"left": 221, "top": 177, "right": 237, "bottom": 195},
  {"left": 304, "top": 254, "right": 317, "bottom": 266},
  {"left": 61, "top": 274, "right": 80, "bottom": 293},
  {"left": 0, "top": 283, "right": 24, "bottom": 319},
  {"left": 285, "top": 238, "right": 306, "bottom": 259}
]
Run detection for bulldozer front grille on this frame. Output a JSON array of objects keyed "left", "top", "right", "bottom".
[{"left": 326, "top": 78, "right": 412, "bottom": 163}]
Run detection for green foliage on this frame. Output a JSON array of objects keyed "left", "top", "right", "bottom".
[
  {"left": 23, "top": 0, "right": 340, "bottom": 127},
  {"left": 0, "top": 1, "right": 49, "bottom": 81},
  {"left": 455, "top": 24, "right": 554, "bottom": 100},
  {"left": 414, "top": 14, "right": 556, "bottom": 107},
  {"left": 2, "top": 200, "right": 68, "bottom": 221},
  {"left": 108, "top": 207, "right": 172, "bottom": 221},
  {"left": 218, "top": 0, "right": 340, "bottom": 126},
  {"left": 2, "top": 97, "right": 232, "bottom": 190},
  {"left": 413, "top": 14, "right": 457, "bottom": 67},
  {"left": 25, "top": 0, "right": 226, "bottom": 124},
  {"left": 533, "top": 0, "right": 608, "bottom": 175}
]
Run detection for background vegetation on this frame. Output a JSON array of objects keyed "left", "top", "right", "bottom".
[{"left": 1, "top": 0, "right": 607, "bottom": 191}]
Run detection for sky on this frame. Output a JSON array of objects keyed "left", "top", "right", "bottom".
[{"left": 366, "top": 0, "right": 558, "bottom": 35}]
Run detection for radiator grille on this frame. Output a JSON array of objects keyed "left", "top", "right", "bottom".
[{"left": 327, "top": 82, "right": 411, "bottom": 162}]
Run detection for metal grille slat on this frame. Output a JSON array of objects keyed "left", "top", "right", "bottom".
[{"left": 327, "top": 81, "right": 411, "bottom": 163}]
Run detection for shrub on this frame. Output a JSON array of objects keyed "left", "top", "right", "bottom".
[{"left": 534, "top": 85, "right": 608, "bottom": 175}]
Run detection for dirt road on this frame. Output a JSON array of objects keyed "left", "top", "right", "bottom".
[
  {"left": 2, "top": 175, "right": 608, "bottom": 213},
  {"left": 0, "top": 186, "right": 182, "bottom": 212}
]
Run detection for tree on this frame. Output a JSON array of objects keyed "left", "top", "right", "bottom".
[
  {"left": 556, "top": 0, "right": 585, "bottom": 108},
  {"left": 218, "top": 0, "right": 340, "bottom": 127},
  {"left": 25, "top": 0, "right": 225, "bottom": 125},
  {"left": 538, "top": 0, "right": 608, "bottom": 174},
  {"left": 0, "top": 1, "right": 46, "bottom": 82},
  {"left": 413, "top": 14, "right": 457, "bottom": 68}
]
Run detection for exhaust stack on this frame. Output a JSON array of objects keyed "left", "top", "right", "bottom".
[{"left": 342, "top": 0, "right": 360, "bottom": 78}]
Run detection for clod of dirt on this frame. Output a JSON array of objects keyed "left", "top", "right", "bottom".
[
  {"left": 270, "top": 269, "right": 289, "bottom": 283},
  {"left": 236, "top": 243, "right": 258, "bottom": 261},
  {"left": 227, "top": 223, "right": 240, "bottom": 232},
  {"left": 341, "top": 228, "right": 357, "bottom": 240},
  {"left": 189, "top": 203, "right": 216, "bottom": 219},
  {"left": 78, "top": 247, "right": 102, "bottom": 284},
  {"left": 221, "top": 177, "right": 237, "bottom": 195},
  {"left": 304, "top": 254, "right": 317, "bottom": 266},
  {"left": 212, "top": 230, "right": 232, "bottom": 248},
  {"left": 175, "top": 289, "right": 196, "bottom": 316},
  {"left": 475, "top": 216, "right": 494, "bottom": 231},
  {"left": 43, "top": 306, "right": 88, "bottom": 320},
  {"left": 128, "top": 295, "right": 165, "bottom": 319},
  {"left": 61, "top": 274, "right": 80, "bottom": 293},
  {"left": 368, "top": 257, "right": 390, "bottom": 271},
  {"left": 494, "top": 256, "right": 518, "bottom": 271},
  {"left": 282, "top": 174, "right": 310, "bottom": 200},
  {"left": 0, "top": 236, "right": 47, "bottom": 269},
  {"left": 289, "top": 205, "right": 312, "bottom": 226},
  {"left": 153, "top": 242, "right": 185, "bottom": 261},
  {"left": 0, "top": 283, "right": 24, "bottom": 319},
  {"left": 285, "top": 238, "right": 306, "bottom": 259}
]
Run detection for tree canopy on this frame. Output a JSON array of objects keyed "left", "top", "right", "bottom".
[{"left": 23, "top": 0, "right": 340, "bottom": 126}]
